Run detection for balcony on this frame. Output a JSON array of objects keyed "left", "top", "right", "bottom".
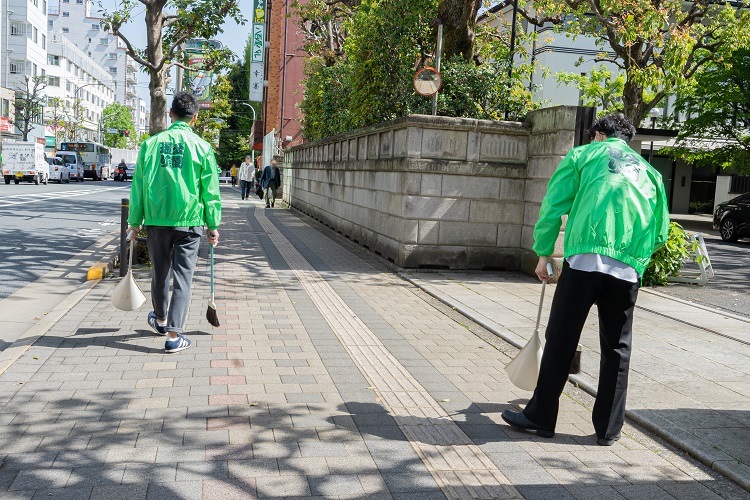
[
  {"left": 126, "top": 85, "right": 137, "bottom": 98},
  {"left": 125, "top": 55, "right": 136, "bottom": 70},
  {"left": 126, "top": 70, "right": 137, "bottom": 84}
]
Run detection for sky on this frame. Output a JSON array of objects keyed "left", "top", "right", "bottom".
[{"left": 97, "top": 0, "right": 253, "bottom": 106}]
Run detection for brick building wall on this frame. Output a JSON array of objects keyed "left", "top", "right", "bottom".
[{"left": 264, "top": 0, "right": 307, "bottom": 148}]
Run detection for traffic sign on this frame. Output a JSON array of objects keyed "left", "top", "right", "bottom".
[{"left": 106, "top": 128, "right": 119, "bottom": 134}]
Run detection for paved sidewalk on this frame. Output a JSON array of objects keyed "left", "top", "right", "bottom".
[
  {"left": 404, "top": 270, "right": 750, "bottom": 490},
  {"left": 0, "top": 192, "right": 748, "bottom": 499}
]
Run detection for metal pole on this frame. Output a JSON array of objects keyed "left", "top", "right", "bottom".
[
  {"left": 119, "top": 198, "right": 129, "bottom": 277},
  {"left": 432, "top": 23, "right": 443, "bottom": 116},
  {"left": 505, "top": 0, "right": 519, "bottom": 120}
]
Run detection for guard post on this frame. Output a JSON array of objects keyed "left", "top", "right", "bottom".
[{"left": 120, "top": 198, "right": 129, "bottom": 277}]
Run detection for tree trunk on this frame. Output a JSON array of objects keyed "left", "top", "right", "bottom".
[
  {"left": 437, "top": 0, "right": 483, "bottom": 61},
  {"left": 621, "top": 79, "right": 649, "bottom": 127},
  {"left": 146, "top": 3, "right": 168, "bottom": 133}
]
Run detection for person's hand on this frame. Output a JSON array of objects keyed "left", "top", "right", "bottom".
[
  {"left": 126, "top": 226, "right": 139, "bottom": 241},
  {"left": 535, "top": 256, "right": 552, "bottom": 282},
  {"left": 208, "top": 229, "right": 220, "bottom": 247}
]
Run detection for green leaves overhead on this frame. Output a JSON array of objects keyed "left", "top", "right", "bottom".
[
  {"left": 101, "top": 103, "right": 137, "bottom": 149},
  {"left": 665, "top": 49, "right": 750, "bottom": 174}
]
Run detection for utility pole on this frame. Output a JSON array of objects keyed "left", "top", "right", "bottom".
[{"left": 432, "top": 23, "right": 443, "bottom": 116}]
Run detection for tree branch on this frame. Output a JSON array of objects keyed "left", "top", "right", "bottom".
[{"left": 113, "top": 29, "right": 156, "bottom": 70}]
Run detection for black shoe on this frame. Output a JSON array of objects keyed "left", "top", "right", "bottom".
[
  {"left": 241, "top": 196, "right": 245, "bottom": 200},
  {"left": 501, "top": 410, "right": 554, "bottom": 438},
  {"left": 597, "top": 433, "right": 621, "bottom": 446},
  {"left": 271, "top": 202, "right": 274, "bottom": 208},
  {"left": 265, "top": 204, "right": 270, "bottom": 208}
]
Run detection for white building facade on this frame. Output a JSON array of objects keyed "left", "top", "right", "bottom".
[
  {"left": 45, "top": 31, "right": 115, "bottom": 146},
  {"left": 47, "top": 0, "right": 140, "bottom": 119},
  {"left": 2, "top": 0, "right": 49, "bottom": 141}
]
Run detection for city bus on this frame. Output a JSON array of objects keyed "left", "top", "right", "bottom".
[{"left": 58, "top": 141, "right": 111, "bottom": 180}]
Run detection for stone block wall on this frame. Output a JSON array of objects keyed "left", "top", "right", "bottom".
[{"left": 282, "top": 108, "right": 582, "bottom": 271}]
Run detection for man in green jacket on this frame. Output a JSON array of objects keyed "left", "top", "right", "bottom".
[
  {"left": 127, "top": 92, "right": 221, "bottom": 353},
  {"left": 502, "top": 113, "right": 669, "bottom": 445}
]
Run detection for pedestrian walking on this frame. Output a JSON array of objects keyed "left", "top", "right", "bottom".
[
  {"left": 501, "top": 113, "right": 669, "bottom": 445},
  {"left": 230, "top": 164, "right": 238, "bottom": 187},
  {"left": 127, "top": 91, "right": 221, "bottom": 354},
  {"left": 260, "top": 159, "right": 282, "bottom": 208},
  {"left": 238, "top": 155, "right": 254, "bottom": 200}
]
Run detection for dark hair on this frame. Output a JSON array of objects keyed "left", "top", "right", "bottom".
[
  {"left": 171, "top": 91, "right": 200, "bottom": 120},
  {"left": 590, "top": 113, "right": 636, "bottom": 142}
]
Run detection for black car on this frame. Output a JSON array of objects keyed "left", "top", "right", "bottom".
[{"left": 713, "top": 193, "right": 750, "bottom": 241}]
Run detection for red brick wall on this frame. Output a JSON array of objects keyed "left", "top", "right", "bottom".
[{"left": 265, "top": 0, "right": 307, "bottom": 148}]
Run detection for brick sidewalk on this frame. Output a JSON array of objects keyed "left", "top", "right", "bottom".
[{"left": 0, "top": 193, "right": 747, "bottom": 499}]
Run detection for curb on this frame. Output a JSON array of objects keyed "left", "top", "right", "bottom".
[
  {"left": 86, "top": 234, "right": 121, "bottom": 281},
  {"left": 0, "top": 279, "right": 99, "bottom": 377},
  {"left": 398, "top": 270, "right": 750, "bottom": 493}
]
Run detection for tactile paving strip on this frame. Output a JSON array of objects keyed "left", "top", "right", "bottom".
[{"left": 255, "top": 208, "right": 521, "bottom": 500}]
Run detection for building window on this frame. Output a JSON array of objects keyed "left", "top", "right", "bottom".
[
  {"left": 2, "top": 99, "right": 10, "bottom": 118},
  {"left": 109, "top": 53, "right": 118, "bottom": 60},
  {"left": 66, "top": 81, "right": 71, "bottom": 91},
  {"left": 48, "top": 54, "right": 61, "bottom": 66},
  {"left": 42, "top": 34, "right": 46, "bottom": 49},
  {"left": 77, "top": 0, "right": 83, "bottom": 3},
  {"left": 48, "top": 76, "right": 60, "bottom": 87},
  {"left": 62, "top": 27, "right": 69, "bottom": 33},
  {"left": 62, "top": 0, "right": 69, "bottom": 2},
  {"left": 48, "top": 20, "right": 53, "bottom": 27},
  {"left": 62, "top": 11, "right": 69, "bottom": 17},
  {"left": 42, "top": 0, "right": 46, "bottom": 12},
  {"left": 33, "top": 27, "right": 38, "bottom": 43},
  {"left": 9, "top": 62, "right": 27, "bottom": 75},
  {"left": 10, "top": 22, "right": 28, "bottom": 36},
  {"left": 109, "top": 67, "right": 117, "bottom": 74},
  {"left": 91, "top": 23, "right": 100, "bottom": 30}
]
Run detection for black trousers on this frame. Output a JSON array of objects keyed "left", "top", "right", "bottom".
[{"left": 523, "top": 261, "right": 639, "bottom": 440}]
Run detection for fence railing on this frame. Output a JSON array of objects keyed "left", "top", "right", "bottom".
[{"left": 730, "top": 175, "right": 750, "bottom": 194}]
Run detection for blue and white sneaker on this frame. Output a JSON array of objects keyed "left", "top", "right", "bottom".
[
  {"left": 147, "top": 311, "right": 167, "bottom": 335},
  {"left": 165, "top": 334, "right": 191, "bottom": 354}
]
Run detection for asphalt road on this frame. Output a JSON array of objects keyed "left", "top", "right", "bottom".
[
  {"left": 0, "top": 179, "right": 131, "bottom": 300},
  {"left": 654, "top": 230, "right": 750, "bottom": 319}
]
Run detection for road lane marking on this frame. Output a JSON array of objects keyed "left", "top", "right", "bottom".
[{"left": 0, "top": 187, "right": 128, "bottom": 207}]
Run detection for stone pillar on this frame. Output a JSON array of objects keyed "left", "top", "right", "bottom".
[{"left": 522, "top": 106, "right": 579, "bottom": 276}]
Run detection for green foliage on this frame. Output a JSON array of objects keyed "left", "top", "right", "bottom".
[
  {"left": 297, "top": 0, "right": 540, "bottom": 142},
  {"left": 14, "top": 76, "right": 47, "bottom": 141},
  {"left": 102, "top": 103, "right": 136, "bottom": 148},
  {"left": 556, "top": 65, "right": 625, "bottom": 115},
  {"left": 665, "top": 49, "right": 750, "bottom": 174},
  {"left": 527, "top": 0, "right": 750, "bottom": 124},
  {"left": 688, "top": 201, "right": 714, "bottom": 214},
  {"left": 45, "top": 97, "right": 66, "bottom": 148},
  {"left": 643, "top": 222, "right": 691, "bottom": 286}
]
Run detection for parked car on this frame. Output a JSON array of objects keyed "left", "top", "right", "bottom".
[
  {"left": 47, "top": 157, "right": 70, "bottom": 184},
  {"left": 56, "top": 152, "right": 84, "bottom": 183},
  {"left": 114, "top": 162, "right": 136, "bottom": 181},
  {"left": 713, "top": 193, "right": 750, "bottom": 242}
]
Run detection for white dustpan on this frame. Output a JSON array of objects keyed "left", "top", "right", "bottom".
[
  {"left": 112, "top": 235, "right": 146, "bottom": 311},
  {"left": 505, "top": 263, "right": 553, "bottom": 391}
]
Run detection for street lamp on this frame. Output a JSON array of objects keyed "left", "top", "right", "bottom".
[
  {"left": 74, "top": 82, "right": 100, "bottom": 141},
  {"left": 241, "top": 102, "right": 258, "bottom": 166}
]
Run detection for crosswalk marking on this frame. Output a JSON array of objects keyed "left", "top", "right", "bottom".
[{"left": 0, "top": 186, "right": 127, "bottom": 208}]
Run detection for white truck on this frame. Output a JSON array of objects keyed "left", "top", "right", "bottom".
[{"left": 2, "top": 142, "right": 49, "bottom": 185}]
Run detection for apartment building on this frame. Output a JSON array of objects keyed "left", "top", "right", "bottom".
[
  {"left": 2, "top": 0, "right": 49, "bottom": 141},
  {"left": 44, "top": 31, "right": 115, "bottom": 146},
  {"left": 47, "top": 0, "right": 140, "bottom": 119},
  {"left": 132, "top": 96, "right": 149, "bottom": 136}
]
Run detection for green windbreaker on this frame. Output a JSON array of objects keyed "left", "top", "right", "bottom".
[
  {"left": 128, "top": 121, "right": 221, "bottom": 230},
  {"left": 533, "top": 137, "right": 669, "bottom": 276}
]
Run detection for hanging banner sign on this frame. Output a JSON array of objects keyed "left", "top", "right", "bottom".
[
  {"left": 182, "top": 39, "right": 223, "bottom": 109},
  {"left": 253, "top": 0, "right": 266, "bottom": 23},
  {"left": 251, "top": 24, "right": 265, "bottom": 62},
  {"left": 249, "top": 61, "right": 264, "bottom": 102}
]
